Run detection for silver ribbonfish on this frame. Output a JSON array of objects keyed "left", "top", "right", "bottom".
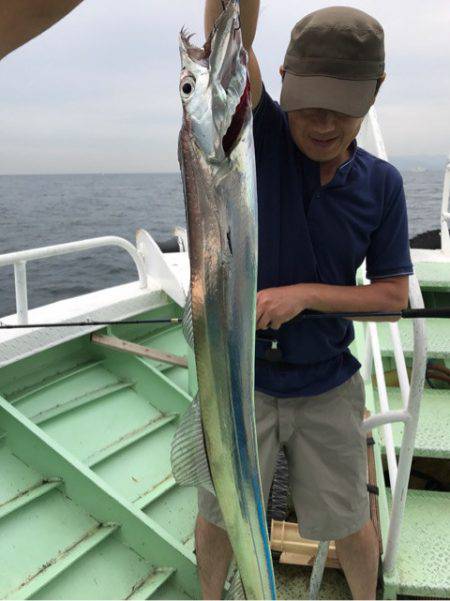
[{"left": 170, "top": 1, "right": 276, "bottom": 599}]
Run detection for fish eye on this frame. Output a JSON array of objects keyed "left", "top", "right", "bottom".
[{"left": 180, "top": 76, "right": 196, "bottom": 100}]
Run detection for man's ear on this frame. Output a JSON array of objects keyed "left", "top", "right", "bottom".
[
  {"left": 374, "top": 72, "right": 386, "bottom": 98},
  {"left": 279, "top": 65, "right": 286, "bottom": 80}
]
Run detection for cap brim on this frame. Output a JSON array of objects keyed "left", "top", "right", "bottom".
[{"left": 280, "top": 72, "right": 377, "bottom": 117}]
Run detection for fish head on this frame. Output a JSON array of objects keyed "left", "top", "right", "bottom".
[{"left": 179, "top": 0, "right": 250, "bottom": 163}]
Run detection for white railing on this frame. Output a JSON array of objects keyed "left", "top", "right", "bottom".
[
  {"left": 361, "top": 275, "right": 427, "bottom": 573},
  {"left": 358, "top": 107, "right": 428, "bottom": 574},
  {"left": 310, "top": 274, "right": 427, "bottom": 599},
  {"left": 0, "top": 236, "right": 147, "bottom": 325},
  {"left": 441, "top": 157, "right": 450, "bottom": 256},
  {"left": 383, "top": 276, "right": 427, "bottom": 572},
  {"left": 361, "top": 275, "right": 413, "bottom": 491}
]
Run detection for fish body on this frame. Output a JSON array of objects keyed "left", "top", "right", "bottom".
[{"left": 177, "top": 2, "right": 276, "bottom": 598}]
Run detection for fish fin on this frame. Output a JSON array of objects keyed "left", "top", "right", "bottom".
[
  {"left": 182, "top": 288, "right": 194, "bottom": 348},
  {"left": 224, "top": 562, "right": 246, "bottom": 600},
  {"left": 170, "top": 394, "right": 215, "bottom": 493}
]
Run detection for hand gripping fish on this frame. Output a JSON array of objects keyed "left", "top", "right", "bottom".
[{"left": 170, "top": 1, "right": 276, "bottom": 599}]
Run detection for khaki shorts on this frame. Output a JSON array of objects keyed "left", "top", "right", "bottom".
[{"left": 197, "top": 371, "right": 370, "bottom": 541}]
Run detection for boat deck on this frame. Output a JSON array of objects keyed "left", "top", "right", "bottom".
[
  {"left": 0, "top": 442, "right": 179, "bottom": 600},
  {"left": 0, "top": 319, "right": 200, "bottom": 600},
  {"left": 0, "top": 252, "right": 449, "bottom": 599}
]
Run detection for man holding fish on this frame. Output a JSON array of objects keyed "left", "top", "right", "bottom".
[
  {"left": 195, "top": 1, "right": 412, "bottom": 599},
  {"left": 3, "top": 2, "right": 412, "bottom": 599}
]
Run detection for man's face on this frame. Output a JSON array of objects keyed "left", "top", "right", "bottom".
[{"left": 287, "top": 108, "right": 364, "bottom": 163}]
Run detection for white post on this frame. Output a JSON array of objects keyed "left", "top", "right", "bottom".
[
  {"left": 360, "top": 100, "right": 428, "bottom": 582},
  {"left": 369, "top": 321, "right": 398, "bottom": 488},
  {"left": 309, "top": 541, "right": 330, "bottom": 599},
  {"left": 440, "top": 156, "right": 450, "bottom": 256},
  {"left": 361, "top": 271, "right": 399, "bottom": 487},
  {"left": 361, "top": 325, "right": 373, "bottom": 382},
  {"left": 14, "top": 261, "right": 28, "bottom": 325},
  {"left": 389, "top": 322, "right": 411, "bottom": 410},
  {"left": 383, "top": 275, "right": 427, "bottom": 574}
]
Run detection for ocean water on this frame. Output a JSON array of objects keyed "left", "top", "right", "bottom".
[{"left": 0, "top": 170, "right": 445, "bottom": 318}]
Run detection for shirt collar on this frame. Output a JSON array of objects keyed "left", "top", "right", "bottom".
[
  {"left": 306, "top": 138, "right": 358, "bottom": 188},
  {"left": 299, "top": 138, "right": 358, "bottom": 190},
  {"left": 329, "top": 138, "right": 358, "bottom": 187},
  {"left": 338, "top": 138, "right": 357, "bottom": 173}
]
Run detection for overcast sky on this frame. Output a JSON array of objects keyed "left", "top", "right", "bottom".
[{"left": 1, "top": 0, "right": 449, "bottom": 174}]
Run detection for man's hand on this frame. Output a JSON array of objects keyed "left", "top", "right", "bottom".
[
  {"left": 256, "top": 284, "right": 312, "bottom": 330},
  {"left": 204, "top": 0, "right": 262, "bottom": 108},
  {"left": 256, "top": 277, "right": 410, "bottom": 330}
]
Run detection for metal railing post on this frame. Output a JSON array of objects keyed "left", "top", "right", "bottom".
[
  {"left": 383, "top": 275, "right": 427, "bottom": 574},
  {"left": 362, "top": 271, "right": 399, "bottom": 488},
  {"left": 388, "top": 323, "right": 411, "bottom": 410},
  {"left": 0, "top": 236, "right": 148, "bottom": 322},
  {"left": 361, "top": 324, "right": 373, "bottom": 382},
  {"left": 367, "top": 321, "right": 398, "bottom": 488},
  {"left": 440, "top": 156, "right": 450, "bottom": 256},
  {"left": 358, "top": 103, "right": 428, "bottom": 585},
  {"left": 14, "top": 261, "right": 28, "bottom": 325}
]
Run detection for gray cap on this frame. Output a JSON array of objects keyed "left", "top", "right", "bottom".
[{"left": 280, "top": 6, "right": 385, "bottom": 117}]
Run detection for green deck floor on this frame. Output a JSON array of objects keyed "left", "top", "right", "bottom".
[
  {"left": 384, "top": 489, "right": 450, "bottom": 599},
  {"left": 0, "top": 320, "right": 200, "bottom": 600},
  {"left": 377, "top": 318, "right": 450, "bottom": 360},
  {"left": 0, "top": 444, "right": 183, "bottom": 600},
  {"left": 375, "top": 387, "right": 450, "bottom": 458}
]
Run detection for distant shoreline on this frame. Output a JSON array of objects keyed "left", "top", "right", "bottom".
[
  {"left": 0, "top": 172, "right": 182, "bottom": 178},
  {"left": 0, "top": 164, "right": 447, "bottom": 178}
]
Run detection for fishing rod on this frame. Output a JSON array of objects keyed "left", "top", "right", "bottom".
[
  {"left": 0, "top": 318, "right": 182, "bottom": 329},
  {"left": 0, "top": 307, "right": 449, "bottom": 329},
  {"left": 293, "top": 307, "right": 450, "bottom": 320}
]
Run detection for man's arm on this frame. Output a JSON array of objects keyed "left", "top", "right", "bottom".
[
  {"left": 0, "top": 0, "right": 83, "bottom": 60},
  {"left": 256, "top": 276, "right": 410, "bottom": 330},
  {"left": 205, "top": 0, "right": 262, "bottom": 107}
]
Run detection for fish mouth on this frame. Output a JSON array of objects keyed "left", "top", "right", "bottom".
[
  {"left": 180, "top": 1, "right": 249, "bottom": 160},
  {"left": 180, "top": 27, "right": 249, "bottom": 154},
  {"left": 222, "top": 77, "right": 250, "bottom": 154},
  {"left": 180, "top": 30, "right": 212, "bottom": 66}
]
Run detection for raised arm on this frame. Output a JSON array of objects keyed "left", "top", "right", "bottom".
[
  {"left": 205, "top": 0, "right": 262, "bottom": 107},
  {"left": 0, "top": 0, "right": 83, "bottom": 60}
]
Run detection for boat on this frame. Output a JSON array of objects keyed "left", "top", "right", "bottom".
[{"left": 0, "top": 110, "right": 449, "bottom": 600}]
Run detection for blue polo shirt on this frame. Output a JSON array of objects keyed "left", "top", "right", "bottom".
[{"left": 253, "top": 86, "right": 414, "bottom": 397}]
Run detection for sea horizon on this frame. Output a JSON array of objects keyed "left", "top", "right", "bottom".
[
  {"left": 0, "top": 170, "right": 445, "bottom": 317},
  {"left": 0, "top": 153, "right": 447, "bottom": 178}
]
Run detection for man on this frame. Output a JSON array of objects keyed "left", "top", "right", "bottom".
[
  {"left": 196, "top": 2, "right": 413, "bottom": 599},
  {"left": 3, "top": 2, "right": 412, "bottom": 599}
]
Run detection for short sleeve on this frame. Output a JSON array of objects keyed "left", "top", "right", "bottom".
[{"left": 366, "top": 169, "right": 414, "bottom": 280}]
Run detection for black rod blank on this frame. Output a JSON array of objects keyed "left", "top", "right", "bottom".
[
  {"left": 0, "top": 318, "right": 182, "bottom": 329},
  {"left": 0, "top": 307, "right": 449, "bottom": 329}
]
